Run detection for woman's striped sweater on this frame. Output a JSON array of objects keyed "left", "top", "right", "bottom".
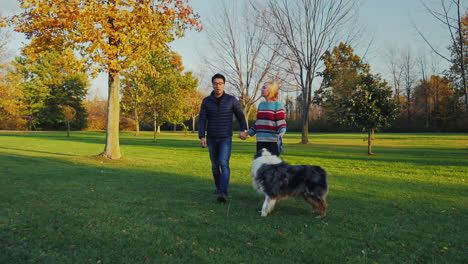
[{"left": 247, "top": 101, "right": 287, "bottom": 142}]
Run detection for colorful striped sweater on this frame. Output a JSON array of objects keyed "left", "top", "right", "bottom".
[{"left": 247, "top": 101, "right": 287, "bottom": 142}]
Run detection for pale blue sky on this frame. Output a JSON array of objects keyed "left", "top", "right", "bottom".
[{"left": 2, "top": 0, "right": 464, "bottom": 98}]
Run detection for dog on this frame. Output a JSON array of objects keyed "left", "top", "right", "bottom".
[{"left": 251, "top": 148, "right": 328, "bottom": 217}]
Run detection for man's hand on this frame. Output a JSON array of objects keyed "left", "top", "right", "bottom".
[
  {"left": 200, "top": 137, "right": 207, "bottom": 148},
  {"left": 239, "top": 131, "right": 248, "bottom": 140},
  {"left": 278, "top": 132, "right": 285, "bottom": 138}
]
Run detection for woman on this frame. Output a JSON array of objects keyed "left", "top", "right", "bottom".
[{"left": 246, "top": 81, "right": 287, "bottom": 156}]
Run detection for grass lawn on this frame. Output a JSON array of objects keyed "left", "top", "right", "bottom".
[{"left": 0, "top": 131, "right": 467, "bottom": 263}]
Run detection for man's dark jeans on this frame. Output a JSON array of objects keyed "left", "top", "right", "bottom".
[{"left": 207, "top": 137, "right": 232, "bottom": 195}]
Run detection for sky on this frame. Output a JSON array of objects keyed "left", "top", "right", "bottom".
[{"left": 2, "top": 0, "right": 464, "bottom": 99}]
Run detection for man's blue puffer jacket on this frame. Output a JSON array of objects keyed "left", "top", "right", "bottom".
[{"left": 198, "top": 91, "right": 247, "bottom": 139}]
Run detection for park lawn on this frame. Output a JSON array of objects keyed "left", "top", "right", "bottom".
[{"left": 0, "top": 131, "right": 466, "bottom": 264}]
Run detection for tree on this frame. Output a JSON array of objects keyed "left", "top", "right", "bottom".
[
  {"left": 14, "top": 48, "right": 89, "bottom": 130},
  {"left": 321, "top": 43, "right": 369, "bottom": 97},
  {"left": 207, "top": 0, "right": 281, "bottom": 124},
  {"left": 401, "top": 49, "right": 416, "bottom": 122},
  {"left": 0, "top": 25, "right": 26, "bottom": 130},
  {"left": 447, "top": 10, "right": 468, "bottom": 106},
  {"left": 413, "top": 75, "right": 463, "bottom": 129},
  {"left": 61, "top": 105, "right": 76, "bottom": 137},
  {"left": 417, "top": 0, "right": 467, "bottom": 112},
  {"left": 385, "top": 47, "right": 404, "bottom": 104},
  {"left": 8, "top": 0, "right": 201, "bottom": 159},
  {"left": 263, "top": 0, "right": 358, "bottom": 143},
  {"left": 0, "top": 64, "right": 26, "bottom": 130},
  {"left": 166, "top": 71, "right": 198, "bottom": 131},
  {"left": 336, "top": 73, "right": 400, "bottom": 155},
  {"left": 315, "top": 42, "right": 369, "bottom": 119},
  {"left": 84, "top": 96, "right": 107, "bottom": 131},
  {"left": 185, "top": 89, "right": 204, "bottom": 133},
  {"left": 122, "top": 50, "right": 197, "bottom": 141},
  {"left": 121, "top": 76, "right": 147, "bottom": 136}
]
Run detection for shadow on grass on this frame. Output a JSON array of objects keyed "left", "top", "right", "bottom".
[
  {"left": 0, "top": 150, "right": 466, "bottom": 263},
  {"left": 283, "top": 143, "right": 468, "bottom": 167},
  {"left": 0, "top": 146, "right": 77, "bottom": 157},
  {"left": 0, "top": 131, "right": 204, "bottom": 150}
]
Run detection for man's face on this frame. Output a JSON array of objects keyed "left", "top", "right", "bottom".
[{"left": 212, "top": 78, "right": 225, "bottom": 97}]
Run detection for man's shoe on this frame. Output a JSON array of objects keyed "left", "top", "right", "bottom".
[{"left": 216, "top": 194, "right": 227, "bottom": 203}]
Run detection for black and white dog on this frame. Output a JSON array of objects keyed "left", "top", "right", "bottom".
[{"left": 251, "top": 148, "right": 328, "bottom": 217}]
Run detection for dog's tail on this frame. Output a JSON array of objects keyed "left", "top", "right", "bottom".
[{"left": 304, "top": 166, "right": 328, "bottom": 216}]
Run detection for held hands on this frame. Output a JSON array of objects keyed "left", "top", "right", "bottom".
[
  {"left": 239, "top": 131, "right": 248, "bottom": 140},
  {"left": 200, "top": 138, "right": 207, "bottom": 148}
]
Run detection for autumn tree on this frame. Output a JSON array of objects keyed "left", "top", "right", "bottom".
[
  {"left": 121, "top": 76, "right": 147, "bottom": 136},
  {"left": 8, "top": 0, "right": 200, "bottom": 159},
  {"left": 84, "top": 96, "right": 107, "bottom": 131},
  {"left": 0, "top": 25, "right": 26, "bottom": 130},
  {"left": 185, "top": 87, "right": 204, "bottom": 133},
  {"left": 413, "top": 75, "right": 464, "bottom": 129},
  {"left": 263, "top": 0, "right": 358, "bottom": 144},
  {"left": 0, "top": 64, "right": 27, "bottom": 130},
  {"left": 417, "top": 0, "right": 467, "bottom": 112},
  {"left": 335, "top": 73, "right": 399, "bottom": 155},
  {"left": 61, "top": 105, "right": 76, "bottom": 137}
]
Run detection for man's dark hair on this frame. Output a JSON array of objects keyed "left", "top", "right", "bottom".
[{"left": 211, "top": 73, "right": 225, "bottom": 84}]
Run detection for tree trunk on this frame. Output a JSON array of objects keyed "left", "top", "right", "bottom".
[
  {"left": 134, "top": 108, "right": 140, "bottom": 136},
  {"left": 424, "top": 84, "right": 430, "bottom": 129},
  {"left": 67, "top": 120, "right": 70, "bottom": 137},
  {"left": 456, "top": 0, "right": 468, "bottom": 112},
  {"left": 157, "top": 125, "right": 161, "bottom": 133},
  {"left": 406, "top": 92, "right": 411, "bottom": 122},
  {"left": 367, "top": 129, "right": 374, "bottom": 155},
  {"left": 192, "top": 116, "right": 196, "bottom": 133},
  {"left": 102, "top": 70, "right": 121, "bottom": 159},
  {"left": 301, "top": 98, "right": 309, "bottom": 144},
  {"left": 153, "top": 116, "right": 157, "bottom": 142}
]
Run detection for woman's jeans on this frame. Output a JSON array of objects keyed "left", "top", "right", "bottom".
[{"left": 207, "top": 137, "right": 232, "bottom": 195}]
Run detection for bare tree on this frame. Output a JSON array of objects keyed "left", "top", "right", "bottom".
[
  {"left": 206, "top": 0, "right": 282, "bottom": 124},
  {"left": 417, "top": 53, "right": 431, "bottom": 128},
  {"left": 416, "top": 0, "right": 467, "bottom": 112},
  {"left": 385, "top": 47, "right": 404, "bottom": 103},
  {"left": 262, "top": 0, "right": 358, "bottom": 144},
  {"left": 402, "top": 49, "right": 416, "bottom": 122}
]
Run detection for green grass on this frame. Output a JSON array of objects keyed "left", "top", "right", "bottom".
[{"left": 0, "top": 131, "right": 467, "bottom": 264}]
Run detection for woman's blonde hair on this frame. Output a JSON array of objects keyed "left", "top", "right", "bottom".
[{"left": 264, "top": 81, "right": 279, "bottom": 101}]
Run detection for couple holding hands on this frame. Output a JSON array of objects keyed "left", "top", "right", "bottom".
[{"left": 198, "top": 73, "right": 287, "bottom": 203}]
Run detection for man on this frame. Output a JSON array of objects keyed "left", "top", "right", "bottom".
[{"left": 199, "top": 73, "right": 248, "bottom": 203}]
